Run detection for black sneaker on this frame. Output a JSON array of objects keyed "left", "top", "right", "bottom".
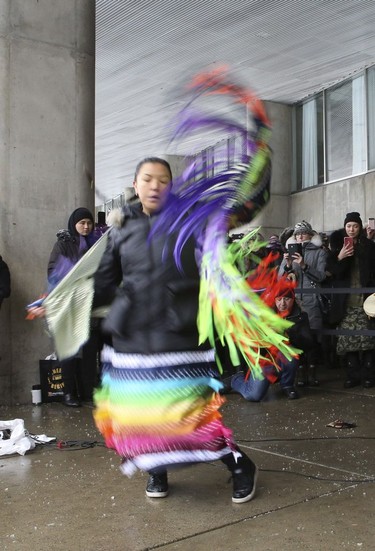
[
  {"left": 145, "top": 472, "right": 169, "bottom": 498},
  {"left": 63, "top": 393, "right": 81, "bottom": 407},
  {"left": 283, "top": 386, "right": 299, "bottom": 400},
  {"left": 231, "top": 456, "right": 258, "bottom": 504},
  {"left": 219, "top": 376, "right": 233, "bottom": 395},
  {"left": 308, "top": 365, "right": 320, "bottom": 386},
  {"left": 344, "top": 379, "right": 361, "bottom": 389}
]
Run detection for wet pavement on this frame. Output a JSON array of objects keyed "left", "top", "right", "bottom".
[{"left": 1, "top": 365, "right": 375, "bottom": 551}]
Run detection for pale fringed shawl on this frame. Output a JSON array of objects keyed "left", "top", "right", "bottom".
[{"left": 43, "top": 233, "right": 109, "bottom": 360}]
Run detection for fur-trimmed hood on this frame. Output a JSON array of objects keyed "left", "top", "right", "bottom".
[
  {"left": 286, "top": 232, "right": 323, "bottom": 248},
  {"left": 106, "top": 201, "right": 142, "bottom": 228},
  {"left": 329, "top": 228, "right": 367, "bottom": 254},
  {"left": 329, "top": 228, "right": 346, "bottom": 254},
  {"left": 107, "top": 207, "right": 125, "bottom": 228}
]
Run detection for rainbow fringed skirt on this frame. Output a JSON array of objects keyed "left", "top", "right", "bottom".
[{"left": 94, "top": 345, "right": 235, "bottom": 476}]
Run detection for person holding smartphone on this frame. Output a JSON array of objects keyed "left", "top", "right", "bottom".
[
  {"left": 365, "top": 217, "right": 375, "bottom": 241},
  {"left": 327, "top": 212, "right": 375, "bottom": 388},
  {"left": 278, "top": 220, "right": 329, "bottom": 385}
]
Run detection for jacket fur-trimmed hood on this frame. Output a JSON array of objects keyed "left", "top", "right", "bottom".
[
  {"left": 329, "top": 228, "right": 368, "bottom": 254},
  {"left": 106, "top": 200, "right": 143, "bottom": 228},
  {"left": 286, "top": 232, "right": 323, "bottom": 248},
  {"left": 107, "top": 207, "right": 124, "bottom": 228},
  {"left": 329, "top": 228, "right": 346, "bottom": 254}
]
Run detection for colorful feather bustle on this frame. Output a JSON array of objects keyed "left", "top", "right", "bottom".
[
  {"left": 245, "top": 252, "right": 300, "bottom": 376},
  {"left": 198, "top": 232, "right": 296, "bottom": 375},
  {"left": 153, "top": 67, "right": 297, "bottom": 377}
]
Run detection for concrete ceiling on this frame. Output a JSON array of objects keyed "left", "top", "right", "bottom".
[{"left": 95, "top": 0, "right": 375, "bottom": 204}]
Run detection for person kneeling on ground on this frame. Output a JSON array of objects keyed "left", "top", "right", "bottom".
[{"left": 231, "top": 287, "right": 314, "bottom": 401}]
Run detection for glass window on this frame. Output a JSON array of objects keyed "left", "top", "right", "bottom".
[
  {"left": 326, "top": 76, "right": 366, "bottom": 181},
  {"left": 213, "top": 140, "right": 229, "bottom": 175},
  {"left": 206, "top": 146, "right": 215, "bottom": 177},
  {"left": 295, "top": 94, "right": 323, "bottom": 189},
  {"left": 368, "top": 66, "right": 375, "bottom": 170}
]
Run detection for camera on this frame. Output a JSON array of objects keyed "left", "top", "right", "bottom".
[{"left": 228, "top": 233, "right": 244, "bottom": 243}]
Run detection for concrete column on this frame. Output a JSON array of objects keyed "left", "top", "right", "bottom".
[{"left": 0, "top": 0, "right": 95, "bottom": 404}]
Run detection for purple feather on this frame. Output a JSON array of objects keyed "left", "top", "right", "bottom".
[{"left": 151, "top": 76, "right": 271, "bottom": 270}]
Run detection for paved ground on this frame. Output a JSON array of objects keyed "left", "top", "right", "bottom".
[{"left": 1, "top": 365, "right": 375, "bottom": 551}]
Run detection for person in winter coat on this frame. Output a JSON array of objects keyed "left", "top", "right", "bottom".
[
  {"left": 47, "top": 207, "right": 98, "bottom": 406},
  {"left": 48, "top": 208, "right": 97, "bottom": 290},
  {"left": 92, "top": 157, "right": 263, "bottom": 504},
  {"left": 0, "top": 255, "right": 11, "bottom": 309},
  {"left": 265, "top": 234, "right": 284, "bottom": 268},
  {"left": 230, "top": 286, "right": 314, "bottom": 401},
  {"left": 326, "top": 212, "right": 375, "bottom": 388},
  {"left": 278, "top": 220, "right": 329, "bottom": 385}
]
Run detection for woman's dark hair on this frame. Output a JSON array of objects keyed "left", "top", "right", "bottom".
[{"left": 134, "top": 157, "right": 172, "bottom": 180}]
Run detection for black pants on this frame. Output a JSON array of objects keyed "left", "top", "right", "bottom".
[
  {"left": 306, "top": 333, "right": 322, "bottom": 366},
  {"left": 148, "top": 446, "right": 252, "bottom": 476},
  {"left": 78, "top": 326, "right": 103, "bottom": 401},
  {"left": 61, "top": 322, "right": 104, "bottom": 400},
  {"left": 346, "top": 350, "right": 375, "bottom": 382},
  {"left": 60, "top": 357, "right": 80, "bottom": 396}
]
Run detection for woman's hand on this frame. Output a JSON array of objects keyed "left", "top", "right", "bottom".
[
  {"left": 338, "top": 242, "right": 354, "bottom": 261},
  {"left": 283, "top": 251, "right": 292, "bottom": 268},
  {"left": 366, "top": 226, "right": 375, "bottom": 240},
  {"left": 26, "top": 306, "right": 46, "bottom": 319},
  {"left": 291, "top": 252, "right": 305, "bottom": 270}
]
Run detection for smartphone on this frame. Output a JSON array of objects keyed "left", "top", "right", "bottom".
[
  {"left": 288, "top": 243, "right": 303, "bottom": 257},
  {"left": 344, "top": 236, "right": 353, "bottom": 248},
  {"left": 368, "top": 218, "right": 375, "bottom": 230}
]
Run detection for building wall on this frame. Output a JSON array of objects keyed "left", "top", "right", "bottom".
[
  {"left": 0, "top": 1, "right": 94, "bottom": 405},
  {"left": 249, "top": 100, "right": 375, "bottom": 237},
  {"left": 290, "top": 171, "right": 375, "bottom": 233}
]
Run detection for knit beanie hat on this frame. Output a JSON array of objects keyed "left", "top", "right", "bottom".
[
  {"left": 344, "top": 211, "right": 362, "bottom": 228},
  {"left": 293, "top": 220, "right": 314, "bottom": 236},
  {"left": 68, "top": 207, "right": 94, "bottom": 236}
]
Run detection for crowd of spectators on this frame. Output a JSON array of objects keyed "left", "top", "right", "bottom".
[{"left": 223, "top": 211, "right": 375, "bottom": 400}]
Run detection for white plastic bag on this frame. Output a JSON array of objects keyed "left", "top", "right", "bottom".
[{"left": 0, "top": 419, "right": 36, "bottom": 456}]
